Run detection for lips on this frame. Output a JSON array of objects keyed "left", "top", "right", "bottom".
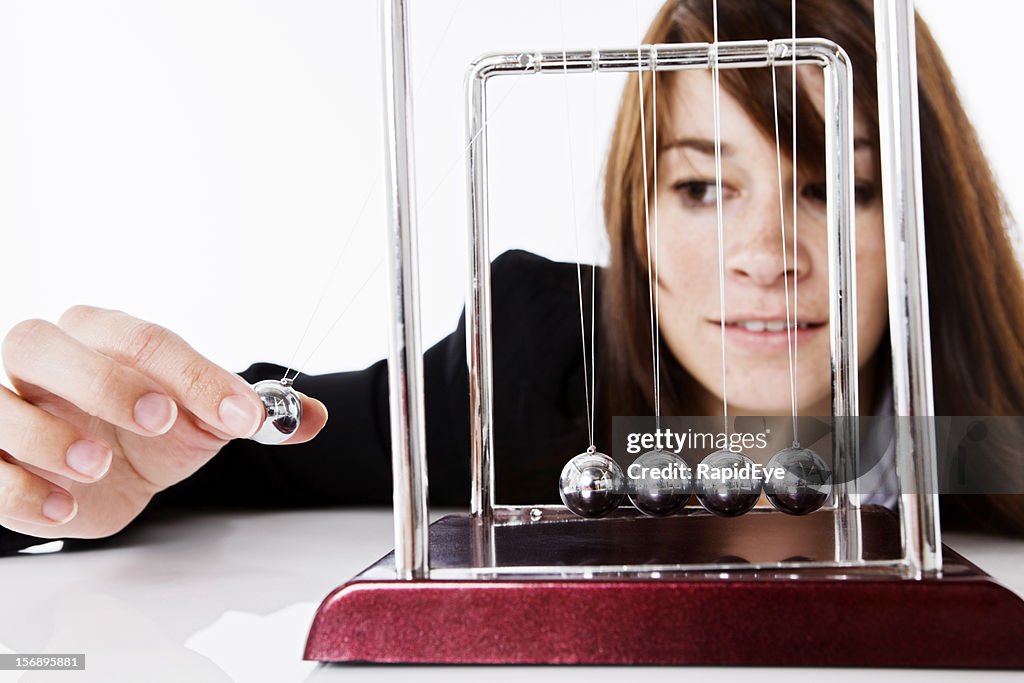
[
  {"left": 706, "top": 317, "right": 827, "bottom": 352},
  {"left": 707, "top": 315, "right": 828, "bottom": 328},
  {"left": 727, "top": 320, "right": 817, "bottom": 332}
]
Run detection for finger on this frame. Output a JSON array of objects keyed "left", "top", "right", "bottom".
[
  {"left": 57, "top": 306, "right": 263, "bottom": 439},
  {"left": 282, "top": 394, "right": 329, "bottom": 445},
  {"left": 3, "top": 319, "right": 179, "bottom": 438},
  {"left": 0, "top": 456, "right": 78, "bottom": 526},
  {"left": 0, "top": 386, "right": 113, "bottom": 482}
]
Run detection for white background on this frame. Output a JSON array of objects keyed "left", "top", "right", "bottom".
[{"left": 0, "top": 0, "right": 1020, "bottom": 382}]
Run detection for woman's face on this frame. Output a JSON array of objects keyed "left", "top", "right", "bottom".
[{"left": 654, "top": 70, "right": 888, "bottom": 416}]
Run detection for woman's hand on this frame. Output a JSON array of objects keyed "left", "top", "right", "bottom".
[{"left": 0, "top": 306, "right": 329, "bottom": 540}]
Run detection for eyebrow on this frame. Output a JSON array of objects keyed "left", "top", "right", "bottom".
[
  {"left": 661, "top": 136, "right": 874, "bottom": 155},
  {"left": 660, "top": 138, "right": 732, "bottom": 157}
]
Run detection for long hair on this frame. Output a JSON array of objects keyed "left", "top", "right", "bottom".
[{"left": 598, "top": 0, "right": 1024, "bottom": 534}]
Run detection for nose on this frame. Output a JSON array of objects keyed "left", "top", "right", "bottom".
[{"left": 724, "top": 201, "right": 807, "bottom": 288}]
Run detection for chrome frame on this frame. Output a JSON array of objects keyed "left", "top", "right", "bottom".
[
  {"left": 381, "top": 0, "right": 940, "bottom": 580},
  {"left": 381, "top": 0, "right": 429, "bottom": 580},
  {"left": 874, "top": 0, "right": 942, "bottom": 578},
  {"left": 467, "top": 38, "right": 863, "bottom": 570}
]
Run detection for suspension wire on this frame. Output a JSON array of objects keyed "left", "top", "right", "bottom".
[
  {"left": 636, "top": 2, "right": 659, "bottom": 431},
  {"left": 561, "top": 4, "right": 596, "bottom": 451},
  {"left": 791, "top": 0, "right": 801, "bottom": 445},
  {"left": 280, "top": 182, "right": 377, "bottom": 382},
  {"left": 771, "top": 64, "right": 799, "bottom": 444},
  {"left": 711, "top": 0, "right": 729, "bottom": 436},
  {"left": 281, "top": 33, "right": 526, "bottom": 384},
  {"left": 591, "top": 48, "right": 599, "bottom": 450},
  {"left": 414, "top": 0, "right": 466, "bottom": 92},
  {"left": 652, "top": 47, "right": 662, "bottom": 428},
  {"left": 278, "top": 0, "right": 465, "bottom": 384},
  {"left": 285, "top": 258, "right": 385, "bottom": 383}
]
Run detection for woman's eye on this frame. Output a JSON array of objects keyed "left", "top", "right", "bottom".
[
  {"left": 802, "top": 182, "right": 828, "bottom": 204},
  {"left": 801, "top": 181, "right": 878, "bottom": 206},
  {"left": 854, "top": 181, "right": 877, "bottom": 204},
  {"left": 672, "top": 180, "right": 722, "bottom": 207}
]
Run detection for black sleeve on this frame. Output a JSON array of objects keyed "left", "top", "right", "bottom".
[
  {"left": 149, "top": 315, "right": 473, "bottom": 510},
  {"left": 151, "top": 247, "right": 586, "bottom": 510},
  {"left": 1, "top": 248, "right": 586, "bottom": 553},
  {"left": 0, "top": 336, "right": 457, "bottom": 555},
  {"left": 0, "top": 309, "right": 470, "bottom": 555}
]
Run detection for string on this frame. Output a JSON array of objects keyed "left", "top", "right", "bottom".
[
  {"left": 280, "top": 180, "right": 377, "bottom": 382},
  {"left": 420, "top": 77, "right": 525, "bottom": 211},
  {"left": 791, "top": 0, "right": 800, "bottom": 442},
  {"left": 284, "top": 258, "right": 385, "bottom": 383},
  {"left": 591, "top": 51, "right": 598, "bottom": 451},
  {"left": 635, "top": 2, "right": 658, "bottom": 431},
  {"left": 279, "top": 24, "right": 525, "bottom": 385},
  {"left": 653, "top": 45, "right": 662, "bottom": 427},
  {"left": 277, "top": 0, "right": 468, "bottom": 384},
  {"left": 711, "top": 0, "right": 729, "bottom": 436},
  {"left": 560, "top": 5, "right": 596, "bottom": 451},
  {"left": 414, "top": 0, "right": 466, "bottom": 93},
  {"left": 771, "top": 62, "right": 798, "bottom": 445}
]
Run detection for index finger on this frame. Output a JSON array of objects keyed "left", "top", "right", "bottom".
[{"left": 58, "top": 306, "right": 264, "bottom": 439}]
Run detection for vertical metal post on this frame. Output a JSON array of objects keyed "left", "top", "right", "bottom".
[
  {"left": 466, "top": 62, "right": 496, "bottom": 520},
  {"left": 816, "top": 44, "right": 863, "bottom": 564},
  {"left": 874, "top": 0, "right": 942, "bottom": 577},
  {"left": 381, "top": 0, "right": 430, "bottom": 579}
]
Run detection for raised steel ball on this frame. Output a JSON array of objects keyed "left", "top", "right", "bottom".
[
  {"left": 250, "top": 379, "right": 303, "bottom": 445},
  {"left": 764, "top": 446, "right": 832, "bottom": 515},
  {"left": 626, "top": 449, "right": 693, "bottom": 517},
  {"left": 695, "top": 449, "right": 763, "bottom": 517},
  {"left": 558, "top": 451, "right": 626, "bottom": 519}
]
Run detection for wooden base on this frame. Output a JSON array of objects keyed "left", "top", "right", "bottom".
[{"left": 304, "top": 511, "right": 1024, "bottom": 667}]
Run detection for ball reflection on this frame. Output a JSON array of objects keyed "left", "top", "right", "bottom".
[
  {"left": 627, "top": 450, "right": 693, "bottom": 517},
  {"left": 251, "top": 379, "right": 303, "bottom": 445},
  {"left": 764, "top": 447, "right": 832, "bottom": 515},
  {"left": 559, "top": 451, "right": 626, "bottom": 518},
  {"left": 695, "top": 449, "right": 763, "bottom": 517}
]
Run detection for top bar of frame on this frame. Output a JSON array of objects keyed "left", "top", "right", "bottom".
[{"left": 467, "top": 38, "right": 849, "bottom": 79}]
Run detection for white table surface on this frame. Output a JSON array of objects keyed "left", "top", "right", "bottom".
[{"left": 1, "top": 508, "right": 1022, "bottom": 683}]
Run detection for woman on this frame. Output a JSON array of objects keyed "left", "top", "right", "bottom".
[{"left": 1, "top": 0, "right": 1022, "bottom": 550}]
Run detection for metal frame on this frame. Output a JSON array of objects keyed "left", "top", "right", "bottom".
[
  {"left": 380, "top": 0, "right": 941, "bottom": 580},
  {"left": 874, "top": 0, "right": 942, "bottom": 578},
  {"left": 467, "top": 38, "right": 862, "bottom": 573},
  {"left": 381, "top": 0, "right": 430, "bottom": 580}
]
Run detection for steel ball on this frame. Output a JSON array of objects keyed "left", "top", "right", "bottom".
[
  {"left": 558, "top": 451, "right": 626, "bottom": 518},
  {"left": 250, "top": 379, "right": 303, "bottom": 445}
]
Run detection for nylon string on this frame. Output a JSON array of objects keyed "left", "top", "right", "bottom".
[
  {"left": 635, "top": 2, "right": 660, "bottom": 430},
  {"left": 279, "top": 0, "right": 518, "bottom": 385},
  {"left": 769, "top": 0, "right": 802, "bottom": 445},
  {"left": 771, "top": 62, "right": 798, "bottom": 442},
  {"left": 711, "top": 0, "right": 729, "bottom": 435},
  {"left": 791, "top": 0, "right": 800, "bottom": 444},
  {"left": 560, "top": 5, "right": 597, "bottom": 450}
]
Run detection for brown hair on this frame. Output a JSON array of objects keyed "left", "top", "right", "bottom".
[{"left": 598, "top": 0, "right": 1024, "bottom": 534}]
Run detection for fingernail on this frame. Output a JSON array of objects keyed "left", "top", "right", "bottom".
[
  {"left": 219, "top": 395, "right": 262, "bottom": 438},
  {"left": 66, "top": 440, "right": 113, "bottom": 480},
  {"left": 134, "top": 393, "right": 178, "bottom": 434},
  {"left": 42, "top": 492, "right": 77, "bottom": 524}
]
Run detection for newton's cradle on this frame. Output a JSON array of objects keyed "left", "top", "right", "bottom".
[{"left": 256, "top": 0, "right": 1024, "bottom": 667}]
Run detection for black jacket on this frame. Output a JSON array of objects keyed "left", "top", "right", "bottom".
[
  {"left": 3, "top": 248, "right": 1019, "bottom": 553},
  {"left": 1, "top": 250, "right": 595, "bottom": 552}
]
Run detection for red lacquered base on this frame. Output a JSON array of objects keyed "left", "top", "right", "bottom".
[{"left": 304, "top": 510, "right": 1024, "bottom": 667}]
